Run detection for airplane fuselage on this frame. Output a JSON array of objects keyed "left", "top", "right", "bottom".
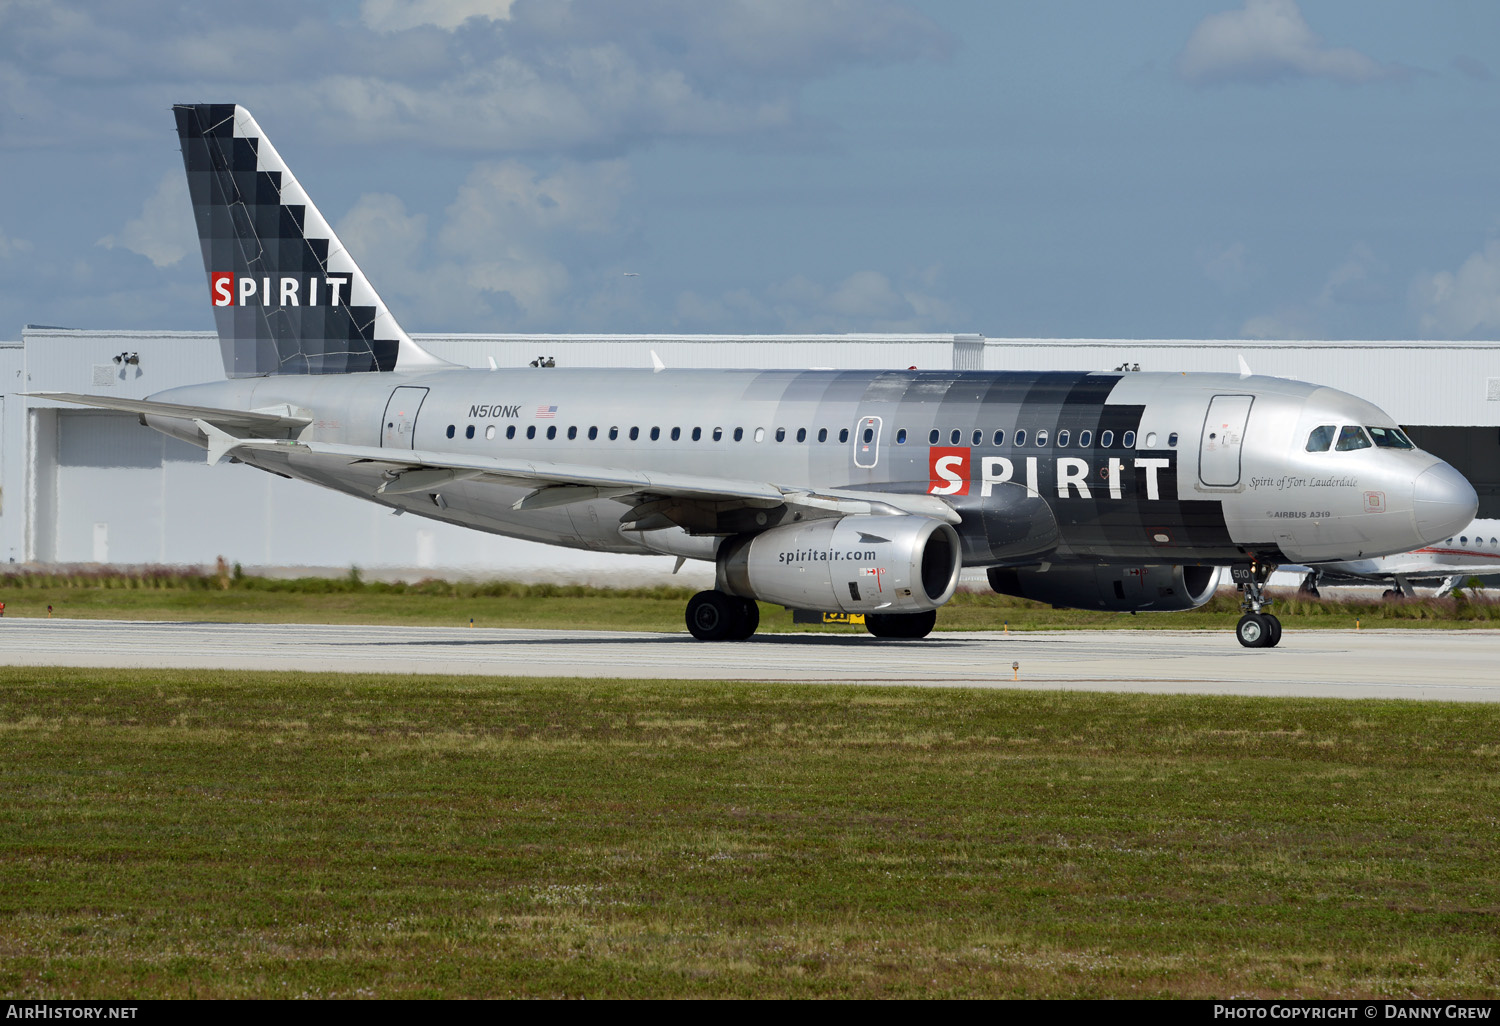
[{"left": 145, "top": 366, "right": 1471, "bottom": 571}]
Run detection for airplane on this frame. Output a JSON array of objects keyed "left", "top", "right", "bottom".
[
  {"left": 1292, "top": 518, "right": 1500, "bottom": 597},
  {"left": 27, "top": 104, "right": 1480, "bottom": 649}
]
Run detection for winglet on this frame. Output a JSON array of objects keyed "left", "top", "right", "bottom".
[
  {"left": 1237, "top": 354, "right": 1252, "bottom": 379},
  {"left": 650, "top": 350, "right": 666, "bottom": 373},
  {"left": 193, "top": 418, "right": 243, "bottom": 466}
]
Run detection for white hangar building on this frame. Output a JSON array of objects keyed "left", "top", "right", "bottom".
[{"left": 2, "top": 327, "right": 1497, "bottom": 578}]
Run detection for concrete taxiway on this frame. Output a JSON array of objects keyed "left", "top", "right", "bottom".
[{"left": 2, "top": 619, "right": 1498, "bottom": 701}]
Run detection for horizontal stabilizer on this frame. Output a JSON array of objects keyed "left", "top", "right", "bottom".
[{"left": 24, "top": 392, "right": 312, "bottom": 432}]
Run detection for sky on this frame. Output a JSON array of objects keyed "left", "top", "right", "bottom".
[{"left": 2, "top": 0, "right": 1499, "bottom": 342}]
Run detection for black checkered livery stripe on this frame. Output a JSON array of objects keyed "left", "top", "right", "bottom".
[
  {"left": 174, "top": 104, "right": 399, "bottom": 376},
  {"left": 757, "top": 369, "right": 1239, "bottom": 563}
]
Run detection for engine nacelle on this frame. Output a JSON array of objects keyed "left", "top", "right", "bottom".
[
  {"left": 987, "top": 564, "right": 1222, "bottom": 612},
  {"left": 718, "top": 515, "right": 962, "bottom": 614}
]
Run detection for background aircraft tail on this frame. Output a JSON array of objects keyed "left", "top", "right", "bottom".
[{"left": 173, "top": 103, "right": 450, "bottom": 377}]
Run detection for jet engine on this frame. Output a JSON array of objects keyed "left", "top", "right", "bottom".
[
  {"left": 987, "top": 564, "right": 1222, "bottom": 612},
  {"left": 717, "top": 515, "right": 961, "bottom": 614}
]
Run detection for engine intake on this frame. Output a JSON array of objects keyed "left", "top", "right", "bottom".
[
  {"left": 987, "top": 564, "right": 1222, "bottom": 612},
  {"left": 718, "top": 515, "right": 961, "bottom": 614}
]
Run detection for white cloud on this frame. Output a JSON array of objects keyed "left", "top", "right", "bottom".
[
  {"left": 1413, "top": 240, "right": 1500, "bottom": 339},
  {"left": 0, "top": 1, "right": 948, "bottom": 154},
  {"left": 96, "top": 173, "right": 195, "bottom": 268},
  {"left": 1318, "top": 243, "right": 1387, "bottom": 307},
  {"left": 1238, "top": 243, "right": 1391, "bottom": 339},
  {"left": 1178, "top": 0, "right": 1397, "bottom": 86},
  {"left": 361, "top": 0, "right": 516, "bottom": 33},
  {"left": 335, "top": 157, "right": 636, "bottom": 328},
  {"left": 1200, "top": 241, "right": 1253, "bottom": 292},
  {"left": 0, "top": 223, "right": 33, "bottom": 260},
  {"left": 675, "top": 268, "right": 959, "bottom": 333}
]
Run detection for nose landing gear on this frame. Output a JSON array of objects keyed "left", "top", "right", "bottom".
[{"left": 1231, "top": 561, "right": 1282, "bottom": 648}]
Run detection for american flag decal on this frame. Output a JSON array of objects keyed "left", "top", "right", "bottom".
[{"left": 535, "top": 405, "right": 558, "bottom": 419}]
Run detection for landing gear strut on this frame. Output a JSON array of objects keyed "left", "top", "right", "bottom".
[
  {"left": 685, "top": 590, "right": 759, "bottom": 641},
  {"left": 1232, "top": 561, "right": 1282, "bottom": 648}
]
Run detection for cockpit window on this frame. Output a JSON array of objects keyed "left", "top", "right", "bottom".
[
  {"left": 1367, "top": 426, "right": 1415, "bottom": 450},
  {"left": 1335, "top": 425, "right": 1372, "bottom": 451},
  {"left": 1305, "top": 425, "right": 1335, "bottom": 452}
]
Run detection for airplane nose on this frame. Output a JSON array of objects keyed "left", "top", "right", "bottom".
[{"left": 1411, "top": 463, "right": 1478, "bottom": 544}]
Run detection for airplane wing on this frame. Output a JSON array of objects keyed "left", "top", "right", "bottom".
[
  {"left": 220, "top": 433, "right": 963, "bottom": 530},
  {"left": 23, "top": 392, "right": 312, "bottom": 432}
]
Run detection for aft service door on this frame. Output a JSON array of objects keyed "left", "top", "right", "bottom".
[
  {"left": 853, "top": 415, "right": 882, "bottom": 469},
  {"left": 1199, "top": 394, "right": 1253, "bottom": 487},
  {"left": 382, "top": 386, "right": 429, "bottom": 449}
]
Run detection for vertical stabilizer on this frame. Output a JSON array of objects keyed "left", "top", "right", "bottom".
[{"left": 173, "top": 103, "right": 451, "bottom": 377}]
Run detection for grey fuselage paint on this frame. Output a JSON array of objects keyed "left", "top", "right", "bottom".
[{"left": 144, "top": 366, "right": 1466, "bottom": 569}]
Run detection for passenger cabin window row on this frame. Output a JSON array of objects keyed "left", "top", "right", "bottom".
[
  {"left": 445, "top": 423, "right": 853, "bottom": 444},
  {"left": 1305, "top": 425, "right": 1415, "bottom": 453},
  {"left": 441, "top": 421, "right": 1180, "bottom": 451}
]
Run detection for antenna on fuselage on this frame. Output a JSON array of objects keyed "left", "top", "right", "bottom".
[{"left": 1237, "top": 354, "right": 1252, "bottom": 380}]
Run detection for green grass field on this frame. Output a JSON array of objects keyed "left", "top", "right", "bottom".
[
  {"left": 1, "top": 569, "right": 1497, "bottom": 633},
  {"left": 2, "top": 666, "right": 1497, "bottom": 998}
]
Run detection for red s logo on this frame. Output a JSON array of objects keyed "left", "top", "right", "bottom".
[
  {"left": 928, "top": 446, "right": 970, "bottom": 496},
  {"left": 211, "top": 272, "right": 235, "bottom": 307}
]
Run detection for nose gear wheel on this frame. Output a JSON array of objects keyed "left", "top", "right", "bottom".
[{"left": 1234, "top": 560, "right": 1282, "bottom": 648}]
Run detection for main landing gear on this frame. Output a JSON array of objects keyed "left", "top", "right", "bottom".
[
  {"left": 683, "top": 590, "right": 939, "bottom": 641},
  {"left": 1298, "top": 570, "right": 1321, "bottom": 599},
  {"left": 1232, "top": 561, "right": 1282, "bottom": 648},
  {"left": 685, "top": 590, "right": 760, "bottom": 641}
]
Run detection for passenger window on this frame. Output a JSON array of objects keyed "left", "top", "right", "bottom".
[
  {"left": 1305, "top": 425, "right": 1335, "bottom": 452},
  {"left": 754, "top": 428, "right": 765, "bottom": 442},
  {"left": 691, "top": 427, "right": 701, "bottom": 441},
  {"left": 929, "top": 429, "right": 940, "bottom": 445},
  {"left": 1035, "top": 430, "right": 1048, "bottom": 447},
  {"left": 1078, "top": 430, "right": 1092, "bottom": 447},
  {"left": 992, "top": 429, "right": 1005, "bottom": 446},
  {"left": 507, "top": 425, "right": 516, "bottom": 440},
  {"left": 1014, "top": 429, "right": 1027, "bottom": 446},
  {"left": 546, "top": 426, "right": 556, "bottom": 440},
  {"left": 1335, "top": 426, "right": 1371, "bottom": 451},
  {"left": 587, "top": 426, "right": 597, "bottom": 440},
  {"left": 950, "top": 429, "right": 961, "bottom": 445},
  {"left": 485, "top": 425, "right": 496, "bottom": 440},
  {"left": 649, "top": 427, "right": 659, "bottom": 441},
  {"left": 896, "top": 428, "right": 907, "bottom": 444},
  {"left": 526, "top": 426, "right": 536, "bottom": 440},
  {"left": 670, "top": 427, "right": 680, "bottom": 441},
  {"left": 972, "top": 429, "right": 983, "bottom": 446},
  {"left": 1100, "top": 430, "right": 1114, "bottom": 447},
  {"left": 1367, "top": 426, "right": 1415, "bottom": 449},
  {"left": 1057, "top": 429, "right": 1070, "bottom": 447},
  {"left": 839, "top": 428, "right": 849, "bottom": 443},
  {"left": 1145, "top": 431, "right": 1157, "bottom": 447},
  {"left": 775, "top": 428, "right": 786, "bottom": 442},
  {"left": 818, "top": 428, "right": 828, "bottom": 442},
  {"left": 629, "top": 427, "right": 639, "bottom": 441},
  {"left": 863, "top": 427, "right": 875, "bottom": 444},
  {"left": 713, "top": 427, "right": 723, "bottom": 441},
  {"left": 567, "top": 425, "right": 577, "bottom": 440},
  {"left": 465, "top": 425, "right": 475, "bottom": 439},
  {"left": 446, "top": 424, "right": 455, "bottom": 439},
  {"left": 1123, "top": 430, "right": 1136, "bottom": 448},
  {"left": 608, "top": 426, "right": 619, "bottom": 441},
  {"left": 796, "top": 428, "right": 807, "bottom": 442},
  {"left": 1168, "top": 432, "right": 1178, "bottom": 447},
  {"left": 733, "top": 427, "right": 743, "bottom": 442}
]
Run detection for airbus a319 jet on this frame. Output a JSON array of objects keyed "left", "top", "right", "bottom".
[{"left": 32, "top": 105, "right": 1479, "bottom": 647}]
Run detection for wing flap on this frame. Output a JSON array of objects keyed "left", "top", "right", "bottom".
[{"left": 233, "top": 436, "right": 961, "bottom": 524}]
